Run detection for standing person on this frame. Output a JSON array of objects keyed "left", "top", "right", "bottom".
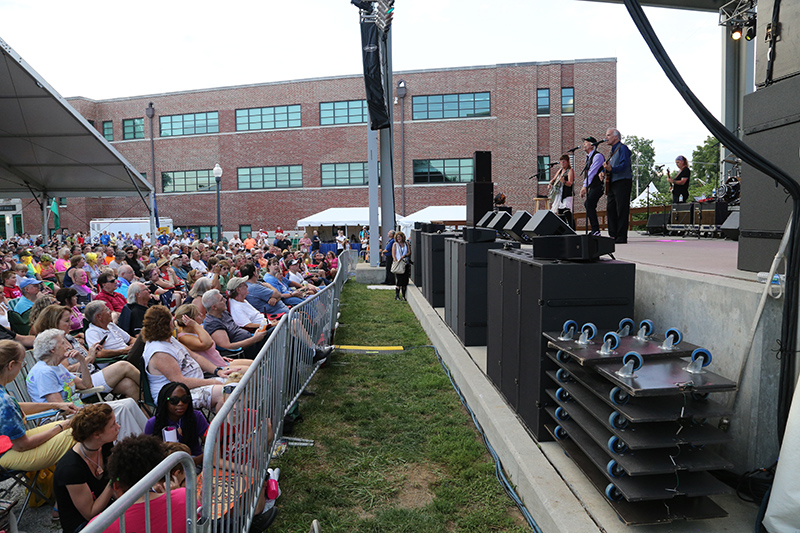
[
  {"left": 391, "top": 231, "right": 411, "bottom": 301},
  {"left": 311, "top": 230, "right": 321, "bottom": 253},
  {"left": 603, "top": 128, "right": 633, "bottom": 244},
  {"left": 381, "top": 230, "right": 395, "bottom": 286},
  {"left": 668, "top": 155, "right": 691, "bottom": 203},
  {"left": 579, "top": 137, "right": 605, "bottom": 236},
  {"left": 335, "top": 229, "right": 347, "bottom": 253},
  {"left": 549, "top": 154, "right": 575, "bottom": 228}
]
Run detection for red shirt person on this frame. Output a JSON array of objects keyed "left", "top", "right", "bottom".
[{"left": 94, "top": 271, "right": 127, "bottom": 314}]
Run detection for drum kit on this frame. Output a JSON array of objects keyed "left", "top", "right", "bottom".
[{"left": 717, "top": 155, "right": 741, "bottom": 204}]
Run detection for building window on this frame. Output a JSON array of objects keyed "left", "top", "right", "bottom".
[
  {"left": 239, "top": 225, "right": 252, "bottom": 239},
  {"left": 238, "top": 165, "right": 303, "bottom": 190},
  {"left": 235, "top": 105, "right": 301, "bottom": 131},
  {"left": 122, "top": 118, "right": 144, "bottom": 140},
  {"left": 561, "top": 87, "right": 574, "bottom": 114},
  {"left": 186, "top": 226, "right": 218, "bottom": 242},
  {"left": 87, "top": 120, "right": 95, "bottom": 127},
  {"left": 161, "top": 169, "right": 214, "bottom": 193},
  {"left": 537, "top": 156, "right": 551, "bottom": 183},
  {"left": 58, "top": 197, "right": 67, "bottom": 207},
  {"left": 160, "top": 112, "right": 219, "bottom": 137},
  {"left": 412, "top": 159, "right": 474, "bottom": 184},
  {"left": 320, "top": 162, "right": 370, "bottom": 187},
  {"left": 103, "top": 121, "right": 113, "bottom": 141},
  {"left": 537, "top": 89, "right": 550, "bottom": 116},
  {"left": 412, "top": 92, "right": 490, "bottom": 120},
  {"left": 319, "top": 100, "right": 368, "bottom": 125}
]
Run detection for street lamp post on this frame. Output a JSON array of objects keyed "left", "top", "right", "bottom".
[{"left": 213, "top": 164, "right": 222, "bottom": 243}]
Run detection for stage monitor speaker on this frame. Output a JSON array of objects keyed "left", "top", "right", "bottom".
[
  {"left": 522, "top": 210, "right": 576, "bottom": 238},
  {"left": 532, "top": 234, "right": 615, "bottom": 261},
  {"left": 466, "top": 182, "right": 493, "bottom": 226},
  {"left": 504, "top": 211, "right": 532, "bottom": 242},
  {"left": 474, "top": 151, "right": 492, "bottom": 183},
  {"left": 671, "top": 203, "right": 694, "bottom": 225},
  {"left": 721, "top": 210, "right": 739, "bottom": 241},
  {"left": 462, "top": 227, "right": 496, "bottom": 243},
  {"left": 421, "top": 223, "right": 445, "bottom": 233},
  {"left": 646, "top": 213, "right": 668, "bottom": 235},
  {"left": 476, "top": 211, "right": 496, "bottom": 228},
  {"left": 487, "top": 211, "right": 511, "bottom": 231}
]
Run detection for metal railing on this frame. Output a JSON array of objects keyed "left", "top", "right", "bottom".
[{"left": 83, "top": 250, "right": 357, "bottom": 532}]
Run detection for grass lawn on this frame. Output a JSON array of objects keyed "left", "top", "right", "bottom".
[{"left": 271, "top": 282, "right": 529, "bottom": 532}]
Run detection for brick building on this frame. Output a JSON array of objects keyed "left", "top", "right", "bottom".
[{"left": 23, "top": 58, "right": 616, "bottom": 238}]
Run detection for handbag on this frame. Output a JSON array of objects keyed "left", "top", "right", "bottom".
[{"left": 390, "top": 260, "right": 406, "bottom": 275}]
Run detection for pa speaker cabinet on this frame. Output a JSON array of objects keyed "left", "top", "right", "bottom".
[
  {"left": 487, "top": 211, "right": 511, "bottom": 231},
  {"left": 523, "top": 210, "right": 576, "bottom": 237},
  {"left": 756, "top": 0, "right": 800, "bottom": 86},
  {"left": 671, "top": 203, "right": 694, "bottom": 225},
  {"left": 421, "top": 232, "right": 458, "bottom": 308},
  {"left": 476, "top": 211, "right": 496, "bottom": 228},
  {"left": 411, "top": 229, "right": 424, "bottom": 287},
  {"left": 466, "top": 182, "right": 494, "bottom": 226},
  {"left": 474, "top": 151, "right": 492, "bottom": 182},
  {"left": 646, "top": 213, "right": 668, "bottom": 235},
  {"left": 445, "top": 238, "right": 519, "bottom": 346},
  {"left": 504, "top": 211, "right": 532, "bottom": 242},
  {"left": 486, "top": 249, "right": 635, "bottom": 441}
]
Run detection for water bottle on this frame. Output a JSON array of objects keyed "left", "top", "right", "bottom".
[{"left": 756, "top": 272, "right": 784, "bottom": 284}]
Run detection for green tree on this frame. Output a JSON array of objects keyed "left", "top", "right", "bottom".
[
  {"left": 623, "top": 135, "right": 656, "bottom": 199},
  {"left": 690, "top": 136, "right": 720, "bottom": 197}
]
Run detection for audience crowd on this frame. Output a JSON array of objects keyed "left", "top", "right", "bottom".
[{"left": 0, "top": 228, "right": 337, "bottom": 533}]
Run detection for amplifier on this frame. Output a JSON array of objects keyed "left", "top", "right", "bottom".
[{"left": 671, "top": 203, "right": 694, "bottom": 225}]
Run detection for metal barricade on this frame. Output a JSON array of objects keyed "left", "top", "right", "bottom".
[
  {"left": 81, "top": 451, "right": 197, "bottom": 533},
  {"left": 199, "top": 317, "right": 288, "bottom": 533}
]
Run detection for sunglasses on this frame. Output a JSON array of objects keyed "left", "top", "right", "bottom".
[{"left": 167, "top": 395, "right": 191, "bottom": 405}]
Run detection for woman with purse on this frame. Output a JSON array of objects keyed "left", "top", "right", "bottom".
[{"left": 391, "top": 231, "right": 411, "bottom": 301}]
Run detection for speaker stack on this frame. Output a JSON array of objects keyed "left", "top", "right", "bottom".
[{"left": 466, "top": 151, "right": 493, "bottom": 226}]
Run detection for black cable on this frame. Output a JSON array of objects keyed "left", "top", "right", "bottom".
[{"left": 623, "top": 0, "right": 800, "bottom": 443}]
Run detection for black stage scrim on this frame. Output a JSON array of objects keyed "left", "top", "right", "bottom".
[{"left": 360, "top": 22, "right": 389, "bottom": 130}]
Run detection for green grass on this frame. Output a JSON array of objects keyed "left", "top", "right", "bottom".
[{"left": 271, "top": 283, "right": 528, "bottom": 532}]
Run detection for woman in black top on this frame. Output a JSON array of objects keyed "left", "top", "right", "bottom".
[
  {"left": 54, "top": 403, "right": 119, "bottom": 533},
  {"left": 669, "top": 155, "right": 691, "bottom": 203}
]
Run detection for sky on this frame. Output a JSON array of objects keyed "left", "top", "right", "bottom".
[{"left": 0, "top": 0, "right": 722, "bottom": 167}]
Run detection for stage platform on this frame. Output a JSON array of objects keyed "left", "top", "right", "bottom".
[{"left": 401, "top": 233, "right": 780, "bottom": 532}]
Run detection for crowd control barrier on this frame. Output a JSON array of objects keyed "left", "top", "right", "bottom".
[{"left": 82, "top": 250, "right": 358, "bottom": 532}]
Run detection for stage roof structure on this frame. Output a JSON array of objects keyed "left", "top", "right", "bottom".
[
  {"left": 580, "top": 0, "right": 725, "bottom": 12},
  {"left": 0, "top": 37, "right": 152, "bottom": 201}
]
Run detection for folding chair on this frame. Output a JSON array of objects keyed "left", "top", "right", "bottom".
[
  {"left": 134, "top": 355, "right": 156, "bottom": 417},
  {"left": 0, "top": 465, "right": 54, "bottom": 527}
]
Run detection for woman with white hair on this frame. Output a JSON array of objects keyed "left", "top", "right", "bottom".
[{"left": 26, "top": 328, "right": 147, "bottom": 439}]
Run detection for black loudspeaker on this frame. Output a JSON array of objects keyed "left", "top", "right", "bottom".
[
  {"left": 721, "top": 210, "right": 740, "bottom": 241},
  {"left": 420, "top": 223, "right": 445, "bottom": 233},
  {"left": 487, "top": 211, "right": 511, "bottom": 231},
  {"left": 421, "top": 232, "right": 458, "bottom": 307},
  {"left": 466, "top": 182, "right": 494, "bottom": 226},
  {"left": 462, "top": 227, "right": 495, "bottom": 243},
  {"left": 671, "top": 203, "right": 694, "bottom": 225},
  {"left": 476, "top": 211, "right": 496, "bottom": 228},
  {"left": 532, "top": 235, "right": 615, "bottom": 261},
  {"left": 474, "top": 151, "right": 492, "bottom": 183},
  {"left": 522, "top": 210, "right": 576, "bottom": 237},
  {"left": 486, "top": 250, "right": 635, "bottom": 441},
  {"left": 504, "top": 211, "right": 532, "bottom": 242},
  {"left": 646, "top": 213, "right": 668, "bottom": 235}
]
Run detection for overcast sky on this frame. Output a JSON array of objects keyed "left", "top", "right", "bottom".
[{"left": 1, "top": 0, "right": 721, "bottom": 166}]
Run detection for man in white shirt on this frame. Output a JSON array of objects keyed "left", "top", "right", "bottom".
[
  {"left": 189, "top": 249, "right": 208, "bottom": 273},
  {"left": 84, "top": 300, "right": 136, "bottom": 367},
  {"left": 227, "top": 277, "right": 267, "bottom": 329}
]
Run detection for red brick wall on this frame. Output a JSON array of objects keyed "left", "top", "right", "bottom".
[{"left": 24, "top": 60, "right": 616, "bottom": 235}]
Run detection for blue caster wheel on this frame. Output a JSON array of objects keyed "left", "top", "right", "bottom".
[
  {"left": 665, "top": 327, "right": 682, "bottom": 346},
  {"left": 691, "top": 348, "right": 712, "bottom": 367},
  {"left": 618, "top": 318, "right": 635, "bottom": 335},
  {"left": 608, "top": 435, "right": 628, "bottom": 454},
  {"left": 606, "top": 460, "right": 625, "bottom": 478},
  {"left": 605, "top": 483, "right": 623, "bottom": 501},
  {"left": 556, "top": 350, "right": 570, "bottom": 364},
  {"left": 554, "top": 425, "right": 568, "bottom": 440},
  {"left": 556, "top": 368, "right": 571, "bottom": 383},
  {"left": 555, "top": 387, "right": 571, "bottom": 402},
  {"left": 609, "top": 386, "right": 630, "bottom": 406},
  {"left": 582, "top": 322, "right": 597, "bottom": 340},
  {"left": 639, "top": 319, "right": 654, "bottom": 337},
  {"left": 555, "top": 406, "right": 570, "bottom": 421},
  {"left": 603, "top": 331, "right": 620, "bottom": 350},
  {"left": 623, "top": 351, "right": 644, "bottom": 372},
  {"left": 609, "top": 411, "right": 629, "bottom": 430},
  {"left": 562, "top": 320, "right": 577, "bottom": 335}
]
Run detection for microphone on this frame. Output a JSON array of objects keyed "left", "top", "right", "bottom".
[{"left": 567, "top": 146, "right": 580, "bottom": 153}]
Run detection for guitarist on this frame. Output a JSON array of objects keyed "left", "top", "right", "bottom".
[
  {"left": 667, "top": 155, "right": 690, "bottom": 203},
  {"left": 602, "top": 128, "right": 633, "bottom": 244},
  {"left": 579, "top": 137, "right": 606, "bottom": 236}
]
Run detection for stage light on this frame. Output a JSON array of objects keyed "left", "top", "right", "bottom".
[
  {"left": 731, "top": 26, "right": 743, "bottom": 40},
  {"left": 375, "top": 0, "right": 394, "bottom": 32},
  {"left": 745, "top": 26, "right": 756, "bottom": 41}
]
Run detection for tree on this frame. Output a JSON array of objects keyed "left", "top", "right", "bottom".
[
  {"left": 622, "top": 135, "right": 656, "bottom": 200},
  {"left": 690, "top": 135, "right": 720, "bottom": 189}
]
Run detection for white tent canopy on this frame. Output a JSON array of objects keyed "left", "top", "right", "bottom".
[
  {"left": 296, "top": 207, "right": 403, "bottom": 228},
  {"left": 398, "top": 205, "right": 466, "bottom": 234},
  {"left": 631, "top": 182, "right": 660, "bottom": 207}
]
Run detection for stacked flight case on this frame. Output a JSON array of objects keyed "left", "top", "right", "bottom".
[{"left": 543, "top": 321, "right": 736, "bottom": 525}]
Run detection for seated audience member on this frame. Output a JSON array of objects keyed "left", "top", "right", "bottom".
[
  {"left": 100, "top": 434, "right": 188, "bottom": 533},
  {"left": 64, "top": 255, "right": 86, "bottom": 289},
  {"left": 54, "top": 404, "right": 117, "bottom": 533},
  {"left": 95, "top": 271, "right": 127, "bottom": 317},
  {"left": 263, "top": 258, "right": 304, "bottom": 307},
  {"left": 227, "top": 277, "right": 271, "bottom": 329},
  {"left": 123, "top": 247, "right": 143, "bottom": 278},
  {"left": 186, "top": 276, "right": 212, "bottom": 309},
  {"left": 84, "top": 301, "right": 136, "bottom": 363},
  {"left": 173, "top": 305, "right": 251, "bottom": 371},
  {"left": 38, "top": 253, "right": 58, "bottom": 284},
  {"left": 84, "top": 252, "right": 103, "bottom": 287},
  {"left": 69, "top": 268, "right": 94, "bottom": 305},
  {"left": 170, "top": 254, "right": 188, "bottom": 284},
  {"left": 189, "top": 249, "right": 207, "bottom": 273},
  {"left": 141, "top": 306, "right": 228, "bottom": 412},
  {"left": 115, "top": 264, "right": 135, "bottom": 299},
  {"left": 144, "top": 263, "right": 184, "bottom": 308},
  {"left": 286, "top": 259, "right": 318, "bottom": 294},
  {"left": 26, "top": 294, "right": 57, "bottom": 335},
  {"left": 2, "top": 270, "right": 22, "bottom": 299},
  {"left": 145, "top": 381, "right": 208, "bottom": 466},
  {"left": 202, "top": 289, "right": 269, "bottom": 359},
  {"left": 118, "top": 282, "right": 153, "bottom": 337},
  {"left": 0, "top": 340, "right": 78, "bottom": 472},
  {"left": 56, "top": 287, "right": 85, "bottom": 333},
  {"left": 54, "top": 247, "right": 71, "bottom": 272},
  {"left": 107, "top": 251, "right": 126, "bottom": 272},
  {"left": 8, "top": 277, "right": 43, "bottom": 334},
  {"left": 0, "top": 292, "right": 35, "bottom": 347},
  {"left": 240, "top": 263, "right": 288, "bottom": 316},
  {"left": 26, "top": 329, "right": 147, "bottom": 439}
]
